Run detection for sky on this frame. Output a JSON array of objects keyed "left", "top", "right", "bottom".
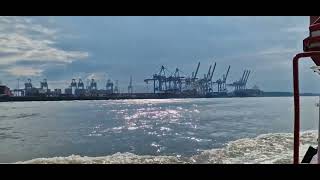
[{"left": 0, "top": 16, "right": 319, "bottom": 93}]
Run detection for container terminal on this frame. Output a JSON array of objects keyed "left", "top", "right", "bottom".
[{"left": 1, "top": 61, "right": 266, "bottom": 102}]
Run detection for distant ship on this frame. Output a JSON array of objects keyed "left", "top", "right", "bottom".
[{"left": 0, "top": 85, "right": 12, "bottom": 97}]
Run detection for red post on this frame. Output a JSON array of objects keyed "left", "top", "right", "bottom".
[{"left": 293, "top": 55, "right": 300, "bottom": 164}]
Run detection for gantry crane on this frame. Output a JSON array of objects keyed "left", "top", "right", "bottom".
[
  {"left": 144, "top": 65, "right": 169, "bottom": 93},
  {"left": 128, "top": 76, "right": 133, "bottom": 94},
  {"left": 215, "top": 65, "right": 230, "bottom": 93}
]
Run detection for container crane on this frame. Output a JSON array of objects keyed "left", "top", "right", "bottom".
[
  {"left": 228, "top": 69, "right": 251, "bottom": 91},
  {"left": 208, "top": 62, "right": 217, "bottom": 93},
  {"left": 40, "top": 79, "right": 48, "bottom": 90},
  {"left": 222, "top": 65, "right": 230, "bottom": 91},
  {"left": 144, "top": 65, "right": 169, "bottom": 93},
  {"left": 185, "top": 62, "right": 200, "bottom": 92},
  {"left": 128, "top": 76, "right": 133, "bottom": 94},
  {"left": 166, "top": 68, "right": 185, "bottom": 93},
  {"left": 25, "top": 79, "right": 33, "bottom": 90},
  {"left": 192, "top": 62, "right": 201, "bottom": 84},
  {"left": 243, "top": 70, "right": 251, "bottom": 89},
  {"left": 90, "top": 79, "right": 97, "bottom": 90},
  {"left": 106, "top": 79, "right": 114, "bottom": 94},
  {"left": 77, "top": 79, "right": 84, "bottom": 89},
  {"left": 114, "top": 80, "right": 119, "bottom": 94},
  {"left": 215, "top": 65, "right": 230, "bottom": 93},
  {"left": 71, "top": 79, "right": 77, "bottom": 89}
]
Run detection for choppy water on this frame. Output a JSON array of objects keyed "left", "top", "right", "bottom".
[{"left": 0, "top": 97, "right": 319, "bottom": 164}]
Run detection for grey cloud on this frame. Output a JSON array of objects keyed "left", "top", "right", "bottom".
[{"left": 0, "top": 16, "right": 89, "bottom": 77}]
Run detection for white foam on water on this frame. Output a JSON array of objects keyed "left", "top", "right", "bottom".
[
  {"left": 151, "top": 142, "right": 161, "bottom": 148},
  {"left": 193, "top": 109, "right": 200, "bottom": 113},
  {"left": 14, "top": 131, "right": 318, "bottom": 164},
  {"left": 127, "top": 126, "right": 138, "bottom": 130},
  {"left": 190, "top": 130, "right": 318, "bottom": 164},
  {"left": 160, "top": 127, "right": 171, "bottom": 131},
  {"left": 112, "top": 126, "right": 124, "bottom": 130},
  {"left": 15, "top": 153, "right": 185, "bottom": 164},
  {"left": 87, "top": 133, "right": 102, "bottom": 137},
  {"left": 188, "top": 137, "right": 212, "bottom": 143},
  {"left": 147, "top": 131, "right": 157, "bottom": 135}
]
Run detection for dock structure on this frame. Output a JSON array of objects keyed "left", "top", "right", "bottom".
[
  {"left": 143, "top": 61, "right": 242, "bottom": 97},
  {"left": 3, "top": 60, "right": 261, "bottom": 100}
]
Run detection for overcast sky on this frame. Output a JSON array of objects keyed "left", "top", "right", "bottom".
[{"left": 0, "top": 16, "right": 319, "bottom": 93}]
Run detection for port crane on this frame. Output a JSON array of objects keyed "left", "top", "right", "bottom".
[
  {"left": 71, "top": 79, "right": 77, "bottom": 89},
  {"left": 228, "top": 69, "right": 251, "bottom": 91},
  {"left": 25, "top": 79, "right": 33, "bottom": 90},
  {"left": 195, "top": 62, "right": 217, "bottom": 95},
  {"left": 89, "top": 79, "right": 97, "bottom": 90},
  {"left": 185, "top": 62, "right": 200, "bottom": 91},
  {"left": 205, "top": 62, "right": 217, "bottom": 94},
  {"left": 128, "top": 76, "right": 133, "bottom": 94},
  {"left": 40, "top": 79, "right": 48, "bottom": 90},
  {"left": 106, "top": 79, "right": 114, "bottom": 94},
  {"left": 114, "top": 80, "right": 119, "bottom": 94},
  {"left": 193, "top": 62, "right": 201, "bottom": 82},
  {"left": 78, "top": 79, "right": 84, "bottom": 89},
  {"left": 144, "top": 65, "right": 169, "bottom": 93},
  {"left": 214, "top": 65, "right": 230, "bottom": 94},
  {"left": 222, "top": 65, "right": 231, "bottom": 92},
  {"left": 166, "top": 68, "right": 185, "bottom": 93}
]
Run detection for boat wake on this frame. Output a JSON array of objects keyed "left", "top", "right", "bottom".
[{"left": 15, "top": 131, "right": 318, "bottom": 164}]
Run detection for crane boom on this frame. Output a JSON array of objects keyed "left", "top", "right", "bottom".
[
  {"left": 194, "top": 62, "right": 200, "bottom": 79},
  {"left": 244, "top": 70, "right": 251, "bottom": 85},
  {"left": 207, "top": 65, "right": 212, "bottom": 79},
  {"left": 210, "top": 62, "right": 217, "bottom": 81},
  {"left": 243, "top": 70, "right": 250, "bottom": 84},
  {"left": 240, "top": 70, "right": 247, "bottom": 83},
  {"left": 224, "top": 65, "right": 231, "bottom": 82}
]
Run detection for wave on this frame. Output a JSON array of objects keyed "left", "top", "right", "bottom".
[
  {"left": 15, "top": 113, "right": 40, "bottom": 119},
  {"left": 15, "top": 153, "right": 185, "bottom": 164},
  {"left": 15, "top": 130, "right": 318, "bottom": 164},
  {"left": 191, "top": 130, "right": 317, "bottom": 164}
]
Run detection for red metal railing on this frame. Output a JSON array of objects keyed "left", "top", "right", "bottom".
[
  {"left": 293, "top": 16, "right": 320, "bottom": 164},
  {"left": 293, "top": 52, "right": 320, "bottom": 164}
]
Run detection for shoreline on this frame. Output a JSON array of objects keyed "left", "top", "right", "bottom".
[{"left": 0, "top": 94, "right": 317, "bottom": 103}]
